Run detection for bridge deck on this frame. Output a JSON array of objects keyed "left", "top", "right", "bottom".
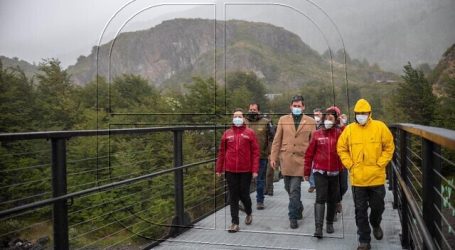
[{"left": 155, "top": 180, "right": 403, "bottom": 249}]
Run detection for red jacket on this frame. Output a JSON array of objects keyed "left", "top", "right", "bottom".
[
  {"left": 216, "top": 125, "right": 259, "bottom": 174},
  {"left": 304, "top": 127, "right": 343, "bottom": 176}
]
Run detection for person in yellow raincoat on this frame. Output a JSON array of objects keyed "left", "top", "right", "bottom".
[{"left": 336, "top": 98, "right": 395, "bottom": 250}]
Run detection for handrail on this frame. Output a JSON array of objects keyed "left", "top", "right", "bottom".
[
  {"left": 0, "top": 125, "right": 222, "bottom": 141},
  {"left": 0, "top": 125, "right": 224, "bottom": 249},
  {"left": 0, "top": 159, "right": 215, "bottom": 218},
  {"left": 391, "top": 161, "right": 436, "bottom": 250},
  {"left": 391, "top": 123, "right": 455, "bottom": 150},
  {"left": 390, "top": 123, "right": 455, "bottom": 250}
]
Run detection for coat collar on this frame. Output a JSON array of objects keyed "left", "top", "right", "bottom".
[{"left": 286, "top": 114, "right": 307, "bottom": 134}]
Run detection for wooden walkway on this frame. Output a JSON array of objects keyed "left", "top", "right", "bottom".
[{"left": 154, "top": 180, "right": 403, "bottom": 249}]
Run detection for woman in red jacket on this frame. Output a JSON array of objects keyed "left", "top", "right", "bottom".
[
  {"left": 216, "top": 108, "right": 259, "bottom": 233},
  {"left": 304, "top": 107, "right": 343, "bottom": 238}
]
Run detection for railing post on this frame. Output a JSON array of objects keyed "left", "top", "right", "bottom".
[
  {"left": 51, "top": 138, "right": 69, "bottom": 250},
  {"left": 171, "top": 130, "right": 185, "bottom": 236},
  {"left": 422, "top": 138, "right": 441, "bottom": 249},
  {"left": 399, "top": 130, "right": 410, "bottom": 248},
  {"left": 391, "top": 129, "right": 398, "bottom": 209}
]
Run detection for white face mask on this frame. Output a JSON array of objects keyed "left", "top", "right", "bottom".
[
  {"left": 324, "top": 120, "right": 334, "bottom": 129},
  {"left": 356, "top": 114, "right": 369, "bottom": 125},
  {"left": 341, "top": 118, "right": 347, "bottom": 125},
  {"left": 233, "top": 117, "right": 244, "bottom": 127},
  {"left": 314, "top": 116, "right": 321, "bottom": 122},
  {"left": 292, "top": 107, "right": 302, "bottom": 115}
]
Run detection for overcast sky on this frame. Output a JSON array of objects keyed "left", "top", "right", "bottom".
[{"left": 1, "top": 0, "right": 454, "bottom": 71}]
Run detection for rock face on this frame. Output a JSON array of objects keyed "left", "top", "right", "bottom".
[
  {"left": 431, "top": 44, "right": 455, "bottom": 85},
  {"left": 67, "top": 18, "right": 324, "bottom": 89}
]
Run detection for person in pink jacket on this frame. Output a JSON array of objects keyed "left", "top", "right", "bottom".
[
  {"left": 304, "top": 106, "right": 343, "bottom": 238},
  {"left": 216, "top": 108, "right": 259, "bottom": 233}
]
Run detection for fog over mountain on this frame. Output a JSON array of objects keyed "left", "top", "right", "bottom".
[
  {"left": 1, "top": 0, "right": 454, "bottom": 73},
  {"left": 208, "top": 0, "right": 455, "bottom": 73}
]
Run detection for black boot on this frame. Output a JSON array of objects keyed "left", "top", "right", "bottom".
[
  {"left": 326, "top": 203, "right": 336, "bottom": 234},
  {"left": 314, "top": 203, "right": 325, "bottom": 238}
]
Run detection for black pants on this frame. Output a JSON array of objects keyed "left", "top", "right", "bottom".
[
  {"left": 314, "top": 172, "right": 340, "bottom": 204},
  {"left": 339, "top": 169, "right": 348, "bottom": 200},
  {"left": 352, "top": 185, "right": 386, "bottom": 243},
  {"left": 226, "top": 171, "right": 252, "bottom": 224}
]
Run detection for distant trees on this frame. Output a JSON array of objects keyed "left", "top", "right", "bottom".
[
  {"left": 434, "top": 78, "right": 455, "bottom": 130},
  {"left": 0, "top": 61, "right": 36, "bottom": 132},
  {"left": 35, "top": 58, "right": 82, "bottom": 130},
  {"left": 393, "top": 62, "right": 437, "bottom": 125},
  {"left": 226, "top": 71, "right": 267, "bottom": 112}
]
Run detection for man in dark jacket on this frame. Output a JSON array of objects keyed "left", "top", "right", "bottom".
[{"left": 245, "top": 103, "right": 274, "bottom": 209}]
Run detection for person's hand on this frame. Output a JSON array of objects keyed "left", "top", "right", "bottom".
[
  {"left": 216, "top": 172, "right": 222, "bottom": 177},
  {"left": 252, "top": 173, "right": 258, "bottom": 179},
  {"left": 270, "top": 160, "right": 276, "bottom": 169},
  {"left": 304, "top": 176, "right": 309, "bottom": 181}
]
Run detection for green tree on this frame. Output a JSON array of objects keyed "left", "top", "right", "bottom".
[
  {"left": 435, "top": 78, "right": 455, "bottom": 130},
  {"left": 0, "top": 60, "right": 37, "bottom": 132},
  {"left": 35, "top": 58, "right": 81, "bottom": 130},
  {"left": 225, "top": 71, "right": 267, "bottom": 111},
  {"left": 394, "top": 62, "right": 437, "bottom": 125},
  {"left": 183, "top": 76, "right": 225, "bottom": 123},
  {"left": 110, "top": 74, "right": 159, "bottom": 111}
]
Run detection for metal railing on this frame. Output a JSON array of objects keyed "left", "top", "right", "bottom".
[
  {"left": 0, "top": 126, "right": 226, "bottom": 249},
  {"left": 390, "top": 123, "right": 455, "bottom": 250}
]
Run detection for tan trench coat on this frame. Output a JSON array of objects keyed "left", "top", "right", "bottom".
[{"left": 270, "top": 114, "right": 315, "bottom": 176}]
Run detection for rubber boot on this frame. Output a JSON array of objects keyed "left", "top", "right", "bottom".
[
  {"left": 326, "top": 203, "right": 336, "bottom": 234},
  {"left": 314, "top": 203, "right": 325, "bottom": 238}
]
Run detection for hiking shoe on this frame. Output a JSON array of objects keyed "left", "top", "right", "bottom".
[
  {"left": 257, "top": 202, "right": 265, "bottom": 210},
  {"left": 373, "top": 226, "right": 383, "bottom": 240},
  {"left": 357, "top": 242, "right": 371, "bottom": 250},
  {"left": 308, "top": 187, "right": 315, "bottom": 193},
  {"left": 266, "top": 190, "right": 274, "bottom": 196},
  {"left": 314, "top": 224, "right": 323, "bottom": 238},
  {"left": 228, "top": 224, "right": 239, "bottom": 233},
  {"left": 290, "top": 219, "right": 298, "bottom": 229},
  {"left": 245, "top": 214, "right": 253, "bottom": 225}
]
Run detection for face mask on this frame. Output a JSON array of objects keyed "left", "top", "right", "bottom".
[
  {"left": 247, "top": 112, "right": 259, "bottom": 121},
  {"left": 233, "top": 117, "right": 244, "bottom": 127},
  {"left": 292, "top": 107, "right": 302, "bottom": 116},
  {"left": 324, "top": 120, "right": 334, "bottom": 129},
  {"left": 356, "top": 114, "right": 369, "bottom": 125},
  {"left": 314, "top": 116, "right": 321, "bottom": 122},
  {"left": 341, "top": 118, "right": 347, "bottom": 125}
]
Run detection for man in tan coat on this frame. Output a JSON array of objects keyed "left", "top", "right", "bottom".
[{"left": 270, "top": 95, "right": 316, "bottom": 229}]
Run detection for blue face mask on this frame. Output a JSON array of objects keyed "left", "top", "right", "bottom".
[
  {"left": 233, "top": 117, "right": 244, "bottom": 127},
  {"left": 292, "top": 107, "right": 302, "bottom": 116}
]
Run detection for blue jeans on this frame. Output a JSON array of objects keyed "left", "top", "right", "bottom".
[
  {"left": 256, "top": 159, "right": 267, "bottom": 203},
  {"left": 284, "top": 176, "right": 303, "bottom": 220}
]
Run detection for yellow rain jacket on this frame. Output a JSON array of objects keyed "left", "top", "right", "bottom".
[{"left": 336, "top": 99, "right": 395, "bottom": 187}]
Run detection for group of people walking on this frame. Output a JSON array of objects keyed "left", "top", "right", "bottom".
[{"left": 215, "top": 96, "right": 395, "bottom": 250}]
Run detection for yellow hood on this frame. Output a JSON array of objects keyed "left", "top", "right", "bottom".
[{"left": 354, "top": 99, "right": 372, "bottom": 113}]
